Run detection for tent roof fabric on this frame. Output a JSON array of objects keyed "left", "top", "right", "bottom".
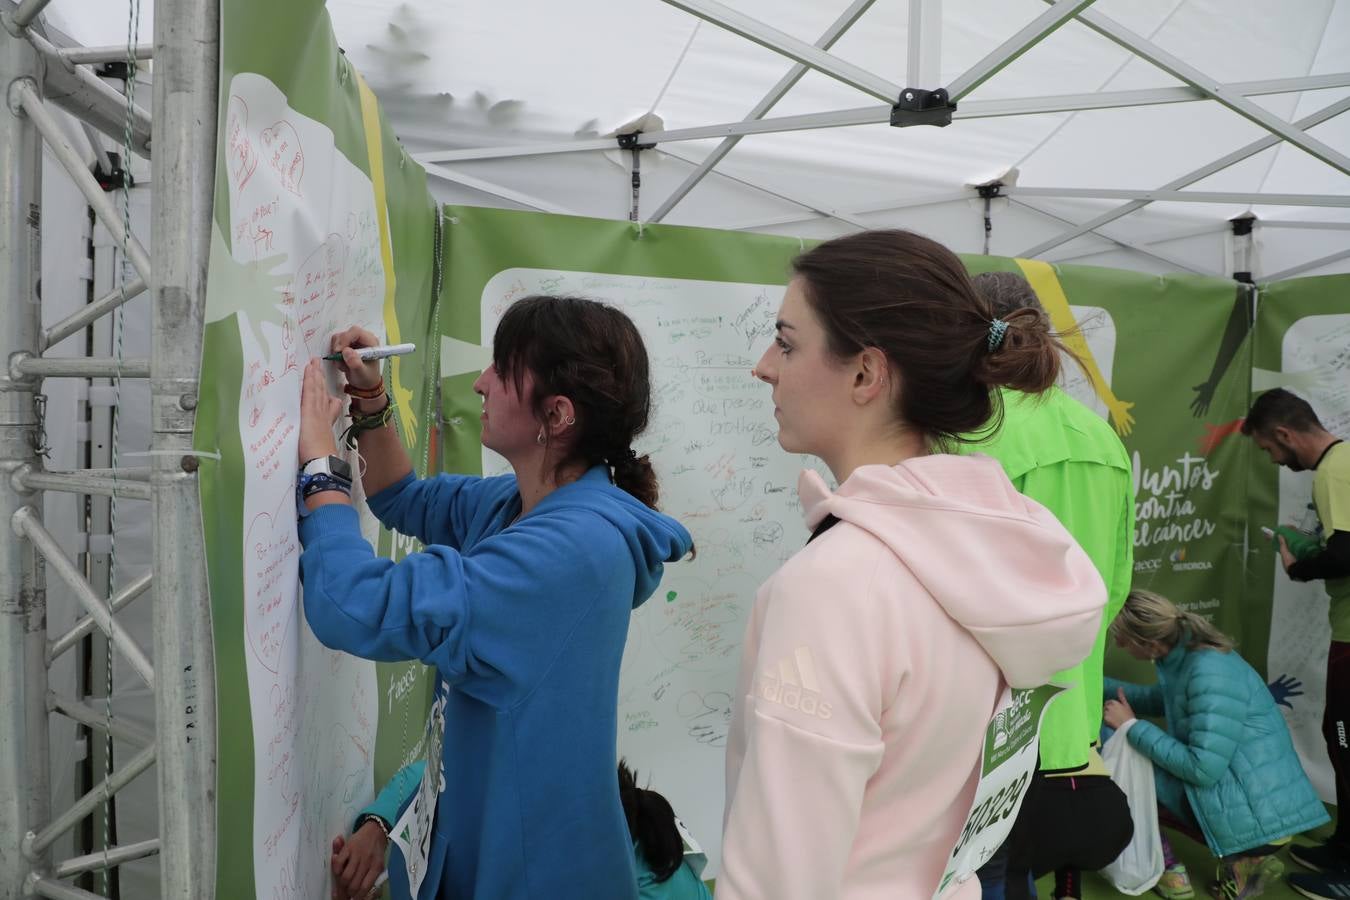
[{"left": 52, "top": 0, "right": 1350, "bottom": 278}]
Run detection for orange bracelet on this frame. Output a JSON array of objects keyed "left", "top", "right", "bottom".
[{"left": 343, "top": 380, "right": 385, "bottom": 400}]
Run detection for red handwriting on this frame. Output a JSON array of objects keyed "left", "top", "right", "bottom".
[
  {"left": 289, "top": 234, "right": 346, "bottom": 357},
  {"left": 226, "top": 95, "right": 257, "bottom": 191},
  {"left": 243, "top": 494, "right": 298, "bottom": 673},
  {"left": 260, "top": 120, "right": 305, "bottom": 196},
  {"left": 261, "top": 790, "right": 300, "bottom": 860}
]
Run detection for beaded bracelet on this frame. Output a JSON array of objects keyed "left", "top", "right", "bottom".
[{"left": 353, "top": 813, "right": 391, "bottom": 842}]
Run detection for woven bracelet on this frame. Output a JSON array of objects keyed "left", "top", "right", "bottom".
[{"left": 341, "top": 396, "right": 395, "bottom": 449}]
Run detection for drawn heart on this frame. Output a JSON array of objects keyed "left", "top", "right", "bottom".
[
  {"left": 226, "top": 95, "right": 257, "bottom": 191},
  {"left": 260, "top": 119, "right": 306, "bottom": 196},
  {"left": 289, "top": 233, "right": 347, "bottom": 359}
]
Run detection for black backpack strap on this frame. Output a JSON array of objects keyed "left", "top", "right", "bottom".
[{"left": 807, "top": 514, "right": 841, "bottom": 544}]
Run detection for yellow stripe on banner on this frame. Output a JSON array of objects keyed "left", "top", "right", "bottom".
[
  {"left": 1014, "top": 258, "right": 1135, "bottom": 437},
  {"left": 355, "top": 70, "right": 417, "bottom": 447}
]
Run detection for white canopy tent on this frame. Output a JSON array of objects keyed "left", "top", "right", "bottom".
[
  {"left": 56, "top": 0, "right": 1350, "bottom": 280},
  {"left": 47, "top": 0, "right": 1350, "bottom": 277}
]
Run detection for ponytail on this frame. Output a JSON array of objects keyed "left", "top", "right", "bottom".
[
  {"left": 1112, "top": 589, "right": 1235, "bottom": 654},
  {"left": 1176, "top": 609, "right": 1234, "bottom": 653},
  {"left": 617, "top": 759, "right": 684, "bottom": 883},
  {"left": 971, "top": 304, "right": 1069, "bottom": 396},
  {"left": 610, "top": 449, "right": 659, "bottom": 510}
]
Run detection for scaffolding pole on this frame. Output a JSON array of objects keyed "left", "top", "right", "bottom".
[
  {"left": 0, "top": 0, "right": 222, "bottom": 895},
  {"left": 48, "top": 571, "right": 152, "bottom": 663},
  {"left": 20, "top": 26, "right": 153, "bottom": 156},
  {"left": 151, "top": 0, "right": 219, "bottom": 893},
  {"left": 52, "top": 839, "right": 158, "bottom": 880},
  {"left": 0, "top": 19, "right": 51, "bottom": 900},
  {"left": 11, "top": 81, "right": 153, "bottom": 281}
]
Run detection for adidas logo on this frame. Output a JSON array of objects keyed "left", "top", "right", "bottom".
[{"left": 758, "top": 646, "right": 833, "bottom": 720}]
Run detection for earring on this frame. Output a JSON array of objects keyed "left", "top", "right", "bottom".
[
  {"left": 563, "top": 415, "right": 576, "bottom": 426},
  {"left": 536, "top": 427, "right": 546, "bottom": 446}
]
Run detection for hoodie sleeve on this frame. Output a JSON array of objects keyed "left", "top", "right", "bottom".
[
  {"left": 1104, "top": 676, "right": 1165, "bottom": 718},
  {"left": 366, "top": 471, "right": 505, "bottom": 551},
  {"left": 356, "top": 760, "right": 426, "bottom": 830},
  {"left": 719, "top": 555, "right": 887, "bottom": 900},
  {"left": 1124, "top": 656, "right": 1247, "bottom": 788},
  {"left": 298, "top": 502, "right": 629, "bottom": 708}
]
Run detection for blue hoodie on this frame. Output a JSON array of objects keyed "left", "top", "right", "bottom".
[{"left": 298, "top": 466, "right": 693, "bottom": 900}]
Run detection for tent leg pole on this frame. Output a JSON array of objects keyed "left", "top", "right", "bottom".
[{"left": 0, "top": 21, "right": 52, "bottom": 900}]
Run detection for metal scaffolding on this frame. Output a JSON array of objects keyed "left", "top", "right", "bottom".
[{"left": 0, "top": 0, "right": 218, "bottom": 896}]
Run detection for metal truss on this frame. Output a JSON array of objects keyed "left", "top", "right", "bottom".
[{"left": 0, "top": 0, "right": 217, "bottom": 897}]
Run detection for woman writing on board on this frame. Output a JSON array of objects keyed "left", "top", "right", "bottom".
[
  {"left": 720, "top": 230, "right": 1108, "bottom": 900},
  {"left": 294, "top": 296, "right": 693, "bottom": 900}
]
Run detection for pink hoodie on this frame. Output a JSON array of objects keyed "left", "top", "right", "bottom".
[{"left": 720, "top": 455, "right": 1107, "bottom": 900}]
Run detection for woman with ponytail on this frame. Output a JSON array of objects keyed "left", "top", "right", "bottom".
[
  {"left": 721, "top": 230, "right": 1109, "bottom": 899},
  {"left": 294, "top": 298, "right": 692, "bottom": 900},
  {"left": 618, "top": 761, "right": 712, "bottom": 900},
  {"left": 1104, "top": 589, "right": 1327, "bottom": 899}
]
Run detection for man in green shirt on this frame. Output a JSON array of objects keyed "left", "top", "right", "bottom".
[
  {"left": 1242, "top": 388, "right": 1350, "bottom": 900},
  {"left": 969, "top": 272, "right": 1136, "bottom": 900}
]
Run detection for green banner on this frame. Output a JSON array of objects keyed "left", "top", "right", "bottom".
[
  {"left": 436, "top": 208, "right": 1259, "bottom": 874},
  {"left": 196, "top": 1, "right": 439, "bottom": 896}
]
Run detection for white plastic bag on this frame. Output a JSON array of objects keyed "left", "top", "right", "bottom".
[{"left": 1100, "top": 720, "right": 1165, "bottom": 894}]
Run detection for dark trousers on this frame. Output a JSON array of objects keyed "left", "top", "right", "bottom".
[
  {"left": 1002, "top": 772, "right": 1134, "bottom": 900},
  {"left": 1326, "top": 641, "right": 1350, "bottom": 846}
]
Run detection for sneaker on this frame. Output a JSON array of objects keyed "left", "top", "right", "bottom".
[
  {"left": 1211, "top": 855, "right": 1283, "bottom": 900},
  {"left": 1292, "top": 844, "right": 1350, "bottom": 874},
  {"left": 1156, "top": 864, "right": 1196, "bottom": 900},
  {"left": 1289, "top": 873, "right": 1350, "bottom": 900}
]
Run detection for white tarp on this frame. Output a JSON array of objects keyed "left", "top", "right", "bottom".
[{"left": 47, "top": 0, "right": 1350, "bottom": 280}]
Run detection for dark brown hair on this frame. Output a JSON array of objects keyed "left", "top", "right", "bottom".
[
  {"left": 791, "top": 230, "right": 1066, "bottom": 448},
  {"left": 972, "top": 270, "right": 1045, "bottom": 319},
  {"left": 1241, "top": 387, "right": 1324, "bottom": 437},
  {"left": 492, "top": 296, "right": 660, "bottom": 507},
  {"left": 618, "top": 759, "right": 684, "bottom": 883}
]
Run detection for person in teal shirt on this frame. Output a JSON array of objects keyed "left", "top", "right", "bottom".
[
  {"left": 331, "top": 761, "right": 712, "bottom": 900},
  {"left": 967, "top": 271, "right": 1136, "bottom": 900},
  {"left": 618, "top": 760, "right": 713, "bottom": 900}
]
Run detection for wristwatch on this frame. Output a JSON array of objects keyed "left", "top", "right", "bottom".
[
  {"left": 301, "top": 455, "right": 354, "bottom": 483},
  {"left": 296, "top": 455, "right": 354, "bottom": 517}
]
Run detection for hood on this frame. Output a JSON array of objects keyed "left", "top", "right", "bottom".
[
  {"left": 799, "top": 455, "right": 1106, "bottom": 688},
  {"left": 555, "top": 466, "right": 694, "bottom": 609}
]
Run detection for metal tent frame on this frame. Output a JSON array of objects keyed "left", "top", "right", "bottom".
[
  {"left": 0, "top": 0, "right": 216, "bottom": 896},
  {"left": 407, "top": 0, "right": 1350, "bottom": 268}
]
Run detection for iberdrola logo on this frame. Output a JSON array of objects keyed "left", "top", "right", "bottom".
[{"left": 1170, "top": 546, "right": 1213, "bottom": 571}]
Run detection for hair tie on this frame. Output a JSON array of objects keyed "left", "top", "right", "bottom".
[{"left": 987, "top": 318, "right": 1009, "bottom": 352}]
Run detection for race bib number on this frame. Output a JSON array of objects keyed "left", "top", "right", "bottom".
[
  {"left": 674, "top": 815, "right": 707, "bottom": 880},
  {"left": 934, "top": 684, "right": 1063, "bottom": 899},
  {"left": 390, "top": 680, "right": 448, "bottom": 897}
]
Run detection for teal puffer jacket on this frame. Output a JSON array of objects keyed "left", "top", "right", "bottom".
[{"left": 1106, "top": 640, "right": 1328, "bottom": 856}]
